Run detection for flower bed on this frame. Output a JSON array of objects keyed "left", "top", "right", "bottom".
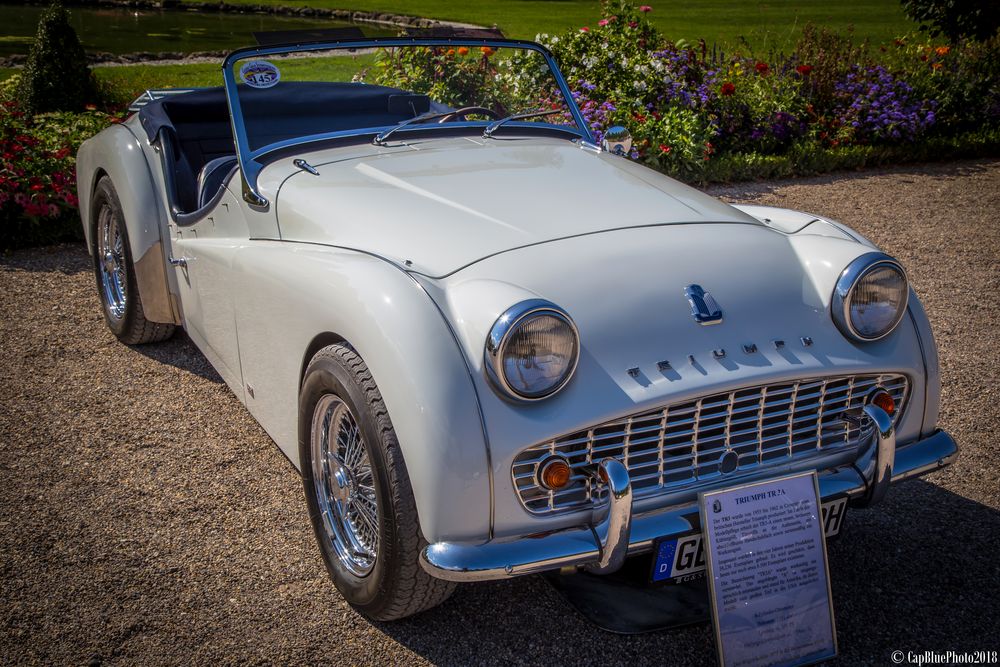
[
  {"left": 4, "top": 0, "right": 1000, "bottom": 249},
  {"left": 371, "top": 0, "right": 1000, "bottom": 181},
  {"left": 1, "top": 75, "right": 119, "bottom": 250}
]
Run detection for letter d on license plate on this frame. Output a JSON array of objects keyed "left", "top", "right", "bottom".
[{"left": 650, "top": 496, "right": 848, "bottom": 584}]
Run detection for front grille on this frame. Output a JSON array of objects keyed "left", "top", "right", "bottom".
[{"left": 512, "top": 373, "right": 908, "bottom": 515}]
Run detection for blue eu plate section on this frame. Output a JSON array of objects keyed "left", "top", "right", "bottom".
[{"left": 650, "top": 496, "right": 848, "bottom": 585}]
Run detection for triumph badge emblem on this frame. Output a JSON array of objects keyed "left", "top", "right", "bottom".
[{"left": 684, "top": 284, "right": 723, "bottom": 325}]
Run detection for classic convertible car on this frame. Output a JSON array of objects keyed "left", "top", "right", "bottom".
[{"left": 76, "top": 31, "right": 957, "bottom": 621}]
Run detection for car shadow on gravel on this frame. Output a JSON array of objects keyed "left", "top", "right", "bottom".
[
  {"left": 130, "top": 331, "right": 225, "bottom": 384},
  {"left": 371, "top": 479, "right": 999, "bottom": 666}
]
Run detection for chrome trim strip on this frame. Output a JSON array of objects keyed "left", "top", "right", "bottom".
[
  {"left": 832, "top": 252, "right": 909, "bottom": 342},
  {"left": 419, "top": 429, "right": 958, "bottom": 582}
]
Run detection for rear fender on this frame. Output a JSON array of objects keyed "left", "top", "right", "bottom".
[{"left": 76, "top": 123, "right": 177, "bottom": 324}]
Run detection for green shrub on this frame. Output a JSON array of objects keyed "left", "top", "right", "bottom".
[
  {"left": 900, "top": 0, "right": 1000, "bottom": 43},
  {"left": 17, "top": 0, "right": 97, "bottom": 115},
  {"left": 880, "top": 34, "right": 1000, "bottom": 133}
]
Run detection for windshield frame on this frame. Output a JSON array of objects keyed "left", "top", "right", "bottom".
[{"left": 221, "top": 37, "right": 594, "bottom": 207}]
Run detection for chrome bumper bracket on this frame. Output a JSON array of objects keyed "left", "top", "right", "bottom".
[{"left": 420, "top": 428, "right": 957, "bottom": 583}]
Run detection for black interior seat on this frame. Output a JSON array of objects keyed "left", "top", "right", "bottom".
[
  {"left": 196, "top": 156, "right": 238, "bottom": 208},
  {"left": 137, "top": 82, "right": 432, "bottom": 215}
]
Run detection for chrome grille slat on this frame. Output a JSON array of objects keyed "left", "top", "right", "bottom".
[{"left": 513, "top": 373, "right": 909, "bottom": 515}]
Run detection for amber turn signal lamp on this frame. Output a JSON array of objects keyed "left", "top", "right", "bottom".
[
  {"left": 538, "top": 457, "right": 572, "bottom": 490},
  {"left": 870, "top": 389, "right": 896, "bottom": 416}
]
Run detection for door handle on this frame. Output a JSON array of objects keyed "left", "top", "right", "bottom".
[{"left": 168, "top": 255, "right": 189, "bottom": 268}]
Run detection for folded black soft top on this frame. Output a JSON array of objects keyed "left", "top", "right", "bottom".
[{"left": 137, "top": 81, "right": 431, "bottom": 145}]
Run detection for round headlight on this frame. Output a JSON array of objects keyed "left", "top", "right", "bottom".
[
  {"left": 832, "top": 253, "right": 909, "bottom": 342},
  {"left": 485, "top": 299, "right": 579, "bottom": 400}
]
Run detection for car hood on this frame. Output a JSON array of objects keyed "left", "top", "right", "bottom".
[
  {"left": 272, "top": 136, "right": 758, "bottom": 277},
  {"left": 420, "top": 223, "right": 926, "bottom": 510}
]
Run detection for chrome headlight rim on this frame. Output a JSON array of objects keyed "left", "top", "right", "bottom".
[
  {"left": 485, "top": 299, "right": 580, "bottom": 402},
  {"left": 832, "top": 252, "right": 909, "bottom": 342}
]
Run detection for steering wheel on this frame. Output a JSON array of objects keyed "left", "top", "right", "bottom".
[{"left": 437, "top": 106, "right": 502, "bottom": 123}]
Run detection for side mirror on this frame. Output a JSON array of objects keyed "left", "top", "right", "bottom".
[{"left": 601, "top": 126, "right": 632, "bottom": 156}]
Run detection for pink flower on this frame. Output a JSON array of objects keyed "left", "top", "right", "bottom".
[
  {"left": 639, "top": 5, "right": 652, "bottom": 11},
  {"left": 580, "top": 26, "right": 589, "bottom": 32},
  {"left": 598, "top": 19, "right": 608, "bottom": 26}
]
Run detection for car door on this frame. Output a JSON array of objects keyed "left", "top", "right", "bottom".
[{"left": 171, "top": 188, "right": 248, "bottom": 394}]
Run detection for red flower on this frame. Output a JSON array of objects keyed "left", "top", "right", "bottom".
[
  {"left": 754, "top": 61, "right": 769, "bottom": 75},
  {"left": 30, "top": 184, "right": 44, "bottom": 191},
  {"left": 598, "top": 19, "right": 609, "bottom": 26},
  {"left": 658, "top": 144, "right": 671, "bottom": 154},
  {"left": 628, "top": 21, "right": 638, "bottom": 28},
  {"left": 580, "top": 26, "right": 589, "bottom": 32},
  {"left": 639, "top": 5, "right": 652, "bottom": 11},
  {"left": 53, "top": 147, "right": 71, "bottom": 159},
  {"left": 720, "top": 82, "right": 736, "bottom": 96},
  {"left": 796, "top": 64, "right": 813, "bottom": 76}
]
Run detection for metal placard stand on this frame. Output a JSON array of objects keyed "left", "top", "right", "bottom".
[{"left": 701, "top": 471, "right": 837, "bottom": 667}]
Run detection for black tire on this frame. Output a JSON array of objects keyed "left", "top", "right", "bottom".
[
  {"left": 91, "top": 176, "right": 175, "bottom": 345},
  {"left": 299, "top": 344, "right": 455, "bottom": 621}
]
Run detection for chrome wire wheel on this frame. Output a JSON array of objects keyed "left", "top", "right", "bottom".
[
  {"left": 96, "top": 203, "right": 127, "bottom": 321},
  {"left": 311, "top": 395, "right": 380, "bottom": 577}
]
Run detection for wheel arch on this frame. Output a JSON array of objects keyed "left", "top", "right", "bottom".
[
  {"left": 300, "top": 331, "right": 348, "bottom": 391},
  {"left": 76, "top": 123, "right": 177, "bottom": 324},
  {"left": 232, "top": 243, "right": 492, "bottom": 543}
]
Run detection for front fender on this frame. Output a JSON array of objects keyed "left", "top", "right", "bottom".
[
  {"left": 76, "top": 122, "right": 176, "bottom": 324},
  {"left": 231, "top": 242, "right": 491, "bottom": 543}
]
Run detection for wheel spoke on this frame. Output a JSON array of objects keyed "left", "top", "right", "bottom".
[
  {"left": 355, "top": 464, "right": 373, "bottom": 486},
  {"left": 352, "top": 499, "right": 379, "bottom": 540},
  {"left": 310, "top": 395, "right": 380, "bottom": 577}
]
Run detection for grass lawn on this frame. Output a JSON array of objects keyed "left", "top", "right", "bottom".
[
  {"left": 222, "top": 0, "right": 915, "bottom": 51},
  {"left": 90, "top": 55, "right": 375, "bottom": 105}
]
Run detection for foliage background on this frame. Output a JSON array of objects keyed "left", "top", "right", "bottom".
[{"left": 1, "top": 0, "right": 999, "bottom": 249}]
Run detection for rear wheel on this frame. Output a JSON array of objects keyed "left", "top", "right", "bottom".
[
  {"left": 299, "top": 344, "right": 455, "bottom": 620},
  {"left": 91, "top": 177, "right": 174, "bottom": 345}
]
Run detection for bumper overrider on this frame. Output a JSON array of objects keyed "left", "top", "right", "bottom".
[{"left": 419, "top": 405, "right": 958, "bottom": 582}]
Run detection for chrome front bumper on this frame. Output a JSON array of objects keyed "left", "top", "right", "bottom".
[{"left": 420, "top": 409, "right": 958, "bottom": 583}]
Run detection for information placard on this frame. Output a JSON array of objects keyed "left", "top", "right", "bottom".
[{"left": 701, "top": 472, "right": 837, "bottom": 667}]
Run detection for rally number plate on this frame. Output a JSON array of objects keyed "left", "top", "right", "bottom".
[{"left": 650, "top": 495, "right": 848, "bottom": 584}]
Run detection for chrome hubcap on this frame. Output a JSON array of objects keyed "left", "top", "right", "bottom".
[
  {"left": 96, "top": 204, "right": 127, "bottom": 321},
  {"left": 311, "top": 395, "right": 379, "bottom": 577}
]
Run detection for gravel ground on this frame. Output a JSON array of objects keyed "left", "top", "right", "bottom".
[{"left": 2, "top": 160, "right": 999, "bottom": 666}]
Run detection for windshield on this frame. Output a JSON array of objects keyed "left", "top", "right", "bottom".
[{"left": 224, "top": 39, "right": 589, "bottom": 180}]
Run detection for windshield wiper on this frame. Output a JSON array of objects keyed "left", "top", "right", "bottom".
[
  {"left": 482, "top": 109, "right": 562, "bottom": 139},
  {"left": 373, "top": 111, "right": 451, "bottom": 146}
]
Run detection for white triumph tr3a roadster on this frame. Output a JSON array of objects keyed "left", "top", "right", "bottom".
[{"left": 77, "top": 28, "right": 957, "bottom": 621}]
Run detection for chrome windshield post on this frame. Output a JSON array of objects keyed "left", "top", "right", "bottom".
[{"left": 583, "top": 458, "right": 632, "bottom": 574}]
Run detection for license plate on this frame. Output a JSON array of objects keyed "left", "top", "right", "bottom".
[{"left": 649, "top": 495, "right": 848, "bottom": 584}]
